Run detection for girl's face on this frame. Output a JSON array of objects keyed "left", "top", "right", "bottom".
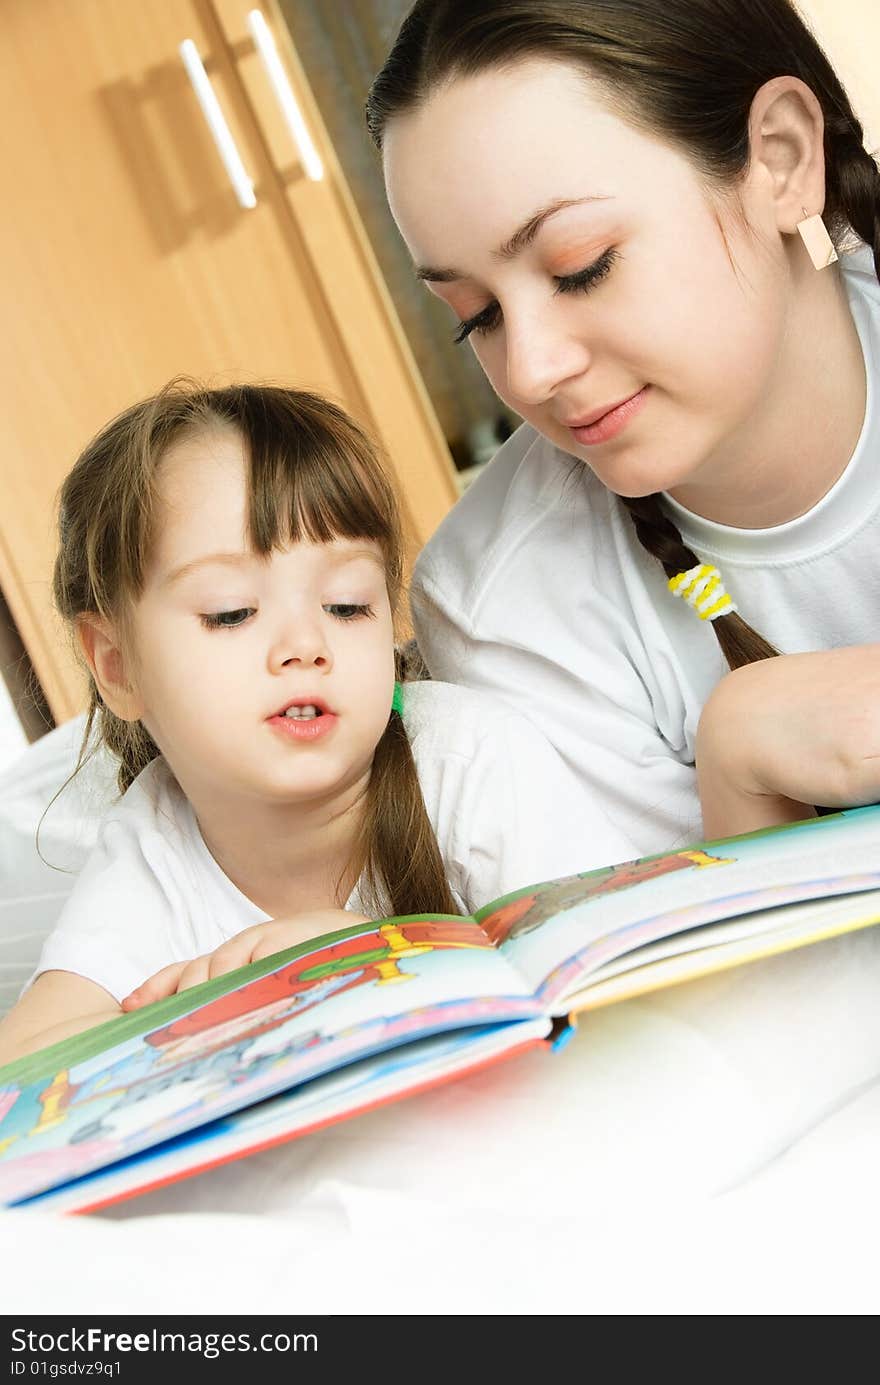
[
  {"left": 121, "top": 428, "right": 396, "bottom": 813},
  {"left": 383, "top": 60, "right": 790, "bottom": 501}
]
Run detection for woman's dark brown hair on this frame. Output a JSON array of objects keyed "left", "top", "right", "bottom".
[
  {"left": 54, "top": 380, "right": 459, "bottom": 918},
  {"left": 366, "top": 0, "right": 880, "bottom": 668}
]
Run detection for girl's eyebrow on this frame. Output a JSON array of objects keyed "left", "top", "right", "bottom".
[
  {"left": 163, "top": 545, "right": 384, "bottom": 586},
  {"left": 414, "top": 195, "right": 612, "bottom": 282},
  {"left": 325, "top": 546, "right": 385, "bottom": 569},
  {"left": 163, "top": 552, "right": 251, "bottom": 586}
]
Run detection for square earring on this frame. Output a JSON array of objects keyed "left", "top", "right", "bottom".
[{"left": 797, "top": 210, "right": 839, "bottom": 270}]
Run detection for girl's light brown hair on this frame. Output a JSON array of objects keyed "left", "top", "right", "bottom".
[
  {"left": 54, "top": 379, "right": 459, "bottom": 918},
  {"left": 367, "top": 0, "right": 880, "bottom": 670}
]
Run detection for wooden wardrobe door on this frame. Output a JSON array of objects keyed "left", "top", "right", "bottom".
[
  {"left": 211, "top": 1, "right": 460, "bottom": 563},
  {"left": 0, "top": 0, "right": 456, "bottom": 723}
]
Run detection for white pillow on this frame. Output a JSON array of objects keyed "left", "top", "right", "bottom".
[{"left": 0, "top": 716, "right": 119, "bottom": 1018}]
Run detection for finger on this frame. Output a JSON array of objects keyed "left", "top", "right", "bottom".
[
  {"left": 175, "top": 956, "right": 213, "bottom": 993},
  {"left": 121, "top": 962, "right": 189, "bottom": 1010},
  {"left": 250, "top": 924, "right": 328, "bottom": 962},
  {"left": 250, "top": 936, "right": 291, "bottom": 962},
  {"left": 207, "top": 944, "right": 252, "bottom": 980}
]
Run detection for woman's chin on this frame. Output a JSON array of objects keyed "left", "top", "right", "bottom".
[{"left": 574, "top": 451, "right": 696, "bottom": 501}]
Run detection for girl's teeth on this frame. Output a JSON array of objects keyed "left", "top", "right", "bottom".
[{"left": 284, "top": 705, "right": 319, "bottom": 720}]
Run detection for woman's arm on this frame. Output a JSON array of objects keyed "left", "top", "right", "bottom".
[
  {"left": 0, "top": 971, "right": 122, "bottom": 1068},
  {"left": 696, "top": 646, "right": 880, "bottom": 839}
]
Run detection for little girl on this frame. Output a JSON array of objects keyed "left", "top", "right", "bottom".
[{"left": 0, "top": 382, "right": 635, "bottom": 1066}]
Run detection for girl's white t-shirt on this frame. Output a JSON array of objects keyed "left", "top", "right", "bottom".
[
  {"left": 410, "top": 247, "right": 880, "bottom": 856},
  {"left": 33, "top": 680, "right": 636, "bottom": 1002}
]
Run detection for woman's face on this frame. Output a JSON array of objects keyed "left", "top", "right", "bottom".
[{"left": 383, "top": 59, "right": 790, "bottom": 501}]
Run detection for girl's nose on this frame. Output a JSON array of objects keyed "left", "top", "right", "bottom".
[
  {"left": 267, "top": 621, "right": 332, "bottom": 674},
  {"left": 505, "top": 309, "right": 592, "bottom": 407}
]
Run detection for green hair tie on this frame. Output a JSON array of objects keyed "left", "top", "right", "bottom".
[{"left": 391, "top": 681, "right": 404, "bottom": 717}]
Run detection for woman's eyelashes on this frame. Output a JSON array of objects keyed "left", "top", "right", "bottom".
[
  {"left": 199, "top": 603, "right": 374, "bottom": 630},
  {"left": 553, "top": 247, "right": 618, "bottom": 297},
  {"left": 453, "top": 301, "right": 501, "bottom": 344},
  {"left": 453, "top": 247, "right": 619, "bottom": 343}
]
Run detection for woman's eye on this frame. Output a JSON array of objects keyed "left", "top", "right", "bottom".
[
  {"left": 452, "top": 248, "right": 618, "bottom": 344},
  {"left": 200, "top": 608, "right": 255, "bottom": 630},
  {"left": 453, "top": 302, "right": 502, "bottom": 344},
  {"left": 553, "top": 247, "right": 618, "bottom": 296},
  {"left": 324, "top": 603, "right": 374, "bottom": 620}
]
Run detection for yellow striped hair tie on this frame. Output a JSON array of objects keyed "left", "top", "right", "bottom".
[{"left": 667, "top": 563, "right": 736, "bottom": 621}]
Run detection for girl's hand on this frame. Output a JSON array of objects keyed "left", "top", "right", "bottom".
[
  {"left": 696, "top": 646, "right": 880, "bottom": 839},
  {"left": 121, "top": 909, "right": 371, "bottom": 1011}
]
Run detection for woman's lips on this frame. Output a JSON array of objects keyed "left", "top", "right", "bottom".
[{"left": 565, "top": 386, "right": 649, "bottom": 445}]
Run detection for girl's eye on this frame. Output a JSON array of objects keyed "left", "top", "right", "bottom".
[
  {"left": 200, "top": 608, "right": 255, "bottom": 630},
  {"left": 452, "top": 247, "right": 618, "bottom": 344},
  {"left": 324, "top": 603, "right": 374, "bottom": 620}
]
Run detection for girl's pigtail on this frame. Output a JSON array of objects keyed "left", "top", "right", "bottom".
[
  {"left": 97, "top": 701, "right": 161, "bottom": 794},
  {"left": 620, "top": 495, "right": 778, "bottom": 670},
  {"left": 355, "top": 659, "right": 460, "bottom": 919}
]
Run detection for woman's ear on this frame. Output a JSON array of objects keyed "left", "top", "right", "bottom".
[
  {"left": 747, "top": 76, "right": 828, "bottom": 236},
  {"left": 75, "top": 616, "right": 145, "bottom": 721}
]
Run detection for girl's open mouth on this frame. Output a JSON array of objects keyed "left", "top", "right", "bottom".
[
  {"left": 281, "top": 704, "right": 323, "bottom": 721},
  {"left": 268, "top": 706, "right": 338, "bottom": 741}
]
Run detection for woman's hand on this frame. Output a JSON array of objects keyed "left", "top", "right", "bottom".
[
  {"left": 121, "top": 909, "right": 370, "bottom": 1012},
  {"left": 696, "top": 646, "right": 880, "bottom": 839}
]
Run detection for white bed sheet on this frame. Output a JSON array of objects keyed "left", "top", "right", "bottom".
[
  {"left": 2, "top": 933, "right": 880, "bottom": 1314},
  {"left": 1, "top": 723, "right": 879, "bottom": 1313}
]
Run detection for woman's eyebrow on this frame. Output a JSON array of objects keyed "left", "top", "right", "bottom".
[{"left": 414, "top": 195, "right": 612, "bottom": 281}]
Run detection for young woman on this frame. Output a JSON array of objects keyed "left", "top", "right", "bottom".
[
  {"left": 0, "top": 382, "right": 633, "bottom": 1066},
  {"left": 367, "top": 0, "right": 880, "bottom": 853}
]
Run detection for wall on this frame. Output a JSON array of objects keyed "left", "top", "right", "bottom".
[
  {"left": 798, "top": 0, "right": 880, "bottom": 147},
  {"left": 0, "top": 677, "right": 27, "bottom": 774}
]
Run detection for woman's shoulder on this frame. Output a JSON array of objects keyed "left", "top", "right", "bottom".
[
  {"left": 401, "top": 678, "right": 541, "bottom": 757},
  {"left": 413, "top": 422, "right": 612, "bottom": 610},
  {"left": 841, "top": 243, "right": 880, "bottom": 330},
  {"left": 841, "top": 243, "right": 879, "bottom": 300},
  {"left": 399, "top": 678, "right": 639, "bottom": 898}
]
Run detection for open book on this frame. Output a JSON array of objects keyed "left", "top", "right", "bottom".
[{"left": 2, "top": 804, "right": 880, "bottom": 1214}]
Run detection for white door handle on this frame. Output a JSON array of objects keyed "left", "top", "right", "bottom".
[
  {"left": 247, "top": 9, "right": 324, "bottom": 181},
  {"left": 179, "top": 37, "right": 257, "bottom": 208}
]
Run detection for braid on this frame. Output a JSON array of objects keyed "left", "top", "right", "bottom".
[
  {"left": 825, "top": 112, "right": 880, "bottom": 285},
  {"left": 620, "top": 494, "right": 778, "bottom": 670}
]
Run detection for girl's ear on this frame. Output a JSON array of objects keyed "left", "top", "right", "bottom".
[
  {"left": 75, "top": 616, "right": 145, "bottom": 722},
  {"left": 747, "top": 76, "right": 828, "bottom": 237}
]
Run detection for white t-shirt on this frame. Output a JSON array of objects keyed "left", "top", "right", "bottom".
[
  {"left": 411, "top": 248, "right": 880, "bottom": 856},
  {"left": 34, "top": 680, "right": 636, "bottom": 1002}
]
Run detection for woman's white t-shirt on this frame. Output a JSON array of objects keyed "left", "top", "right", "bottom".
[
  {"left": 411, "top": 248, "right": 880, "bottom": 855},
  {"left": 34, "top": 681, "right": 636, "bottom": 1002}
]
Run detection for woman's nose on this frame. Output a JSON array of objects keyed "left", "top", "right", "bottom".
[{"left": 504, "top": 309, "right": 592, "bottom": 407}]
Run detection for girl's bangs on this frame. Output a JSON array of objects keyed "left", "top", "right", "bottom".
[
  {"left": 247, "top": 431, "right": 395, "bottom": 553},
  {"left": 226, "top": 388, "right": 403, "bottom": 591}
]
